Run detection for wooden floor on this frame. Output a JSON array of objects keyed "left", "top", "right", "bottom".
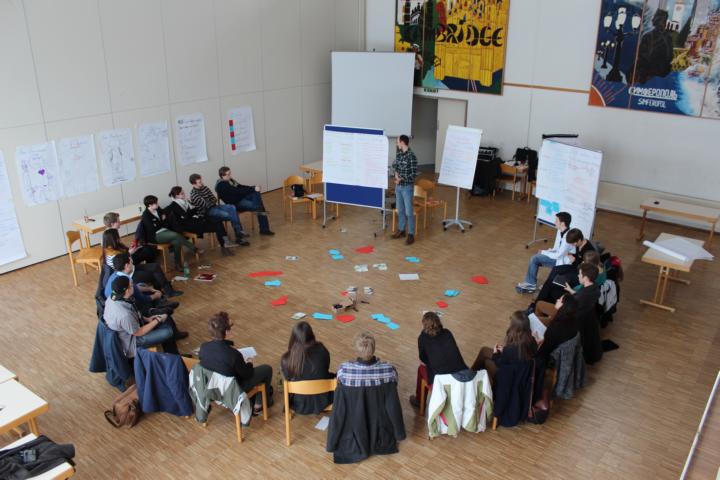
[{"left": 1, "top": 186, "right": 719, "bottom": 480}]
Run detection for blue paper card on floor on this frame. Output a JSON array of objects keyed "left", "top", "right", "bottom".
[
  {"left": 386, "top": 322, "right": 400, "bottom": 330},
  {"left": 444, "top": 290, "right": 460, "bottom": 297},
  {"left": 331, "top": 255, "right": 344, "bottom": 260},
  {"left": 328, "top": 249, "right": 340, "bottom": 255},
  {"left": 265, "top": 280, "right": 282, "bottom": 287},
  {"left": 313, "top": 313, "right": 333, "bottom": 320},
  {"left": 371, "top": 313, "right": 391, "bottom": 324},
  {"left": 405, "top": 257, "right": 420, "bottom": 263}
]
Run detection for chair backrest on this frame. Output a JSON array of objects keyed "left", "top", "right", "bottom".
[
  {"left": 65, "top": 230, "right": 80, "bottom": 253},
  {"left": 500, "top": 163, "right": 518, "bottom": 176},
  {"left": 416, "top": 178, "right": 435, "bottom": 194},
  {"left": 413, "top": 185, "right": 428, "bottom": 202},
  {"left": 182, "top": 356, "right": 199, "bottom": 371},
  {"left": 284, "top": 175, "right": 305, "bottom": 188},
  {"left": 285, "top": 378, "right": 337, "bottom": 395}
]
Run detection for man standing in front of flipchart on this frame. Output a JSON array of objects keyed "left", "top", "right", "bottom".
[{"left": 392, "top": 135, "right": 418, "bottom": 245}]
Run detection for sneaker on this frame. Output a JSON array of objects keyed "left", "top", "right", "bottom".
[
  {"left": 516, "top": 282, "right": 536, "bottom": 292},
  {"left": 158, "top": 300, "right": 180, "bottom": 309},
  {"left": 405, "top": 234, "right": 415, "bottom": 245},
  {"left": 224, "top": 239, "right": 239, "bottom": 247},
  {"left": 238, "top": 231, "right": 251, "bottom": 238},
  {"left": 221, "top": 247, "right": 235, "bottom": 256},
  {"left": 174, "top": 331, "right": 189, "bottom": 340},
  {"left": 238, "top": 239, "right": 250, "bottom": 246}
]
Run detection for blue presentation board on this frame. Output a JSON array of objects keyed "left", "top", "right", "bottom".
[{"left": 324, "top": 125, "right": 385, "bottom": 210}]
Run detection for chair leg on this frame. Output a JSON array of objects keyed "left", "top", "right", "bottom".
[
  {"left": 260, "top": 384, "right": 268, "bottom": 421},
  {"left": 68, "top": 257, "right": 79, "bottom": 287},
  {"left": 392, "top": 210, "right": 397, "bottom": 233},
  {"left": 235, "top": 414, "right": 243, "bottom": 443},
  {"left": 284, "top": 382, "right": 292, "bottom": 446},
  {"left": 492, "top": 417, "right": 498, "bottom": 431},
  {"left": 161, "top": 249, "right": 168, "bottom": 272},
  {"left": 290, "top": 203, "right": 293, "bottom": 223},
  {"left": 423, "top": 205, "right": 428, "bottom": 230},
  {"left": 419, "top": 379, "right": 427, "bottom": 417}
]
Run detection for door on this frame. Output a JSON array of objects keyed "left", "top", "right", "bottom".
[{"left": 435, "top": 98, "right": 468, "bottom": 173}]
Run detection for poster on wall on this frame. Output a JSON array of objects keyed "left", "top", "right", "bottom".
[
  {"left": 137, "top": 122, "right": 171, "bottom": 177},
  {"left": 228, "top": 107, "right": 256, "bottom": 154},
  {"left": 0, "top": 151, "right": 27, "bottom": 266},
  {"left": 394, "top": 0, "right": 510, "bottom": 94},
  {"left": 56, "top": 135, "right": 100, "bottom": 197},
  {"left": 590, "top": 0, "right": 720, "bottom": 119},
  {"left": 15, "top": 141, "right": 63, "bottom": 206},
  {"left": 174, "top": 113, "right": 208, "bottom": 166},
  {"left": 98, "top": 128, "right": 136, "bottom": 186}
]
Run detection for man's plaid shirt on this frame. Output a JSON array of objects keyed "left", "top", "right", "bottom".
[
  {"left": 336, "top": 357, "right": 398, "bottom": 387},
  {"left": 392, "top": 148, "right": 418, "bottom": 186}
]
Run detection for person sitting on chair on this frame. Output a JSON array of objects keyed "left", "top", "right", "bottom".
[
  {"left": 280, "top": 321, "right": 334, "bottom": 415},
  {"left": 103, "top": 211, "right": 157, "bottom": 265},
  {"left": 140, "top": 195, "right": 201, "bottom": 271},
  {"left": 215, "top": 167, "right": 275, "bottom": 236},
  {"left": 337, "top": 331, "right": 398, "bottom": 386},
  {"left": 471, "top": 311, "right": 537, "bottom": 381},
  {"left": 516, "top": 211, "right": 573, "bottom": 293},
  {"left": 189, "top": 173, "right": 249, "bottom": 246},
  {"left": 103, "top": 276, "right": 179, "bottom": 358},
  {"left": 199, "top": 312, "right": 274, "bottom": 415},
  {"left": 535, "top": 294, "right": 579, "bottom": 363},
  {"left": 166, "top": 186, "right": 235, "bottom": 257},
  {"left": 409, "top": 312, "right": 467, "bottom": 408}
]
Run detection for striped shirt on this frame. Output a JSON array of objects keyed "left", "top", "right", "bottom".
[
  {"left": 337, "top": 357, "right": 398, "bottom": 387},
  {"left": 392, "top": 148, "right": 418, "bottom": 186},
  {"left": 190, "top": 185, "right": 218, "bottom": 214}
]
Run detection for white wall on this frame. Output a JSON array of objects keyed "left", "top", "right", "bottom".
[
  {"left": 366, "top": 0, "right": 720, "bottom": 226},
  {"left": 0, "top": 0, "right": 363, "bottom": 274}
]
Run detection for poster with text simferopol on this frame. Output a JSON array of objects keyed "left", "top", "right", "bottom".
[
  {"left": 590, "top": 0, "right": 720, "bottom": 119},
  {"left": 438, "top": 125, "right": 482, "bottom": 190},
  {"left": 0, "top": 151, "right": 27, "bottom": 266}
]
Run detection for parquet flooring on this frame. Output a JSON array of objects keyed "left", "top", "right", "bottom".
[{"left": 1, "top": 185, "right": 719, "bottom": 479}]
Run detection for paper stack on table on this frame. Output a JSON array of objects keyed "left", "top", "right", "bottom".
[{"left": 655, "top": 237, "right": 714, "bottom": 261}]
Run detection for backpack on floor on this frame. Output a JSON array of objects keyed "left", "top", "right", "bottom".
[{"left": 104, "top": 384, "right": 142, "bottom": 428}]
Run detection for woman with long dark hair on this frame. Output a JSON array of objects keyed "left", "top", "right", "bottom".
[
  {"left": 471, "top": 311, "right": 537, "bottom": 380},
  {"left": 280, "top": 321, "right": 334, "bottom": 414}
]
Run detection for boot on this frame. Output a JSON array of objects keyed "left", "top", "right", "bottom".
[
  {"left": 406, "top": 234, "right": 415, "bottom": 245},
  {"left": 391, "top": 230, "right": 406, "bottom": 239}
]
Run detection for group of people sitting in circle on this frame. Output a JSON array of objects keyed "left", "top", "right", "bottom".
[{"left": 94, "top": 201, "right": 620, "bottom": 463}]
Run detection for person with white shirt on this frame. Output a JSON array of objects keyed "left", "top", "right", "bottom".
[{"left": 516, "top": 212, "right": 574, "bottom": 293}]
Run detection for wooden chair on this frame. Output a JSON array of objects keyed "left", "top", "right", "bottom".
[
  {"left": 283, "top": 378, "right": 337, "bottom": 446},
  {"left": 494, "top": 163, "right": 526, "bottom": 201},
  {"left": 418, "top": 377, "right": 431, "bottom": 417},
  {"left": 305, "top": 172, "right": 339, "bottom": 220},
  {"left": 184, "top": 231, "right": 214, "bottom": 252},
  {"left": 65, "top": 230, "right": 102, "bottom": 287},
  {"left": 153, "top": 232, "right": 199, "bottom": 272},
  {"left": 282, "top": 175, "right": 313, "bottom": 223},
  {"left": 182, "top": 357, "right": 268, "bottom": 443},
  {"left": 414, "top": 182, "right": 447, "bottom": 229},
  {"left": 391, "top": 189, "right": 422, "bottom": 235},
  {"left": 527, "top": 180, "right": 536, "bottom": 204}
]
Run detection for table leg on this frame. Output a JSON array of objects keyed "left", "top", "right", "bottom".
[
  {"left": 637, "top": 209, "right": 648, "bottom": 241},
  {"left": 657, "top": 266, "right": 670, "bottom": 305},
  {"left": 640, "top": 265, "right": 676, "bottom": 313},
  {"left": 28, "top": 418, "right": 40, "bottom": 435},
  {"left": 707, "top": 222, "right": 716, "bottom": 249}
]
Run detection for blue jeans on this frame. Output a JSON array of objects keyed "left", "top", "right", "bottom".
[
  {"left": 208, "top": 204, "right": 243, "bottom": 236},
  {"left": 395, "top": 184, "right": 415, "bottom": 234},
  {"left": 136, "top": 323, "right": 175, "bottom": 350},
  {"left": 237, "top": 192, "right": 270, "bottom": 232},
  {"left": 524, "top": 253, "right": 556, "bottom": 285}
]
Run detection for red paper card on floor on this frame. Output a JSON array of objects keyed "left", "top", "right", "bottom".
[
  {"left": 471, "top": 275, "right": 488, "bottom": 284},
  {"left": 336, "top": 314, "right": 355, "bottom": 323},
  {"left": 271, "top": 295, "right": 288, "bottom": 306},
  {"left": 436, "top": 301, "right": 448, "bottom": 308},
  {"left": 355, "top": 246, "right": 374, "bottom": 254},
  {"left": 340, "top": 291, "right": 348, "bottom": 296},
  {"left": 248, "top": 271, "right": 283, "bottom": 278}
]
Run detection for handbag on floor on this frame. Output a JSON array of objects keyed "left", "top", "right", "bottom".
[{"left": 104, "top": 384, "right": 142, "bottom": 428}]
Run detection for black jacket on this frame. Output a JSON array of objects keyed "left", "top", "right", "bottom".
[
  {"left": 492, "top": 344, "right": 542, "bottom": 427},
  {"left": 164, "top": 201, "right": 212, "bottom": 235},
  {"left": 0, "top": 435, "right": 75, "bottom": 479},
  {"left": 199, "top": 340, "right": 254, "bottom": 386},
  {"left": 326, "top": 382, "right": 406, "bottom": 464},
  {"left": 140, "top": 209, "right": 169, "bottom": 244},
  {"left": 281, "top": 343, "right": 334, "bottom": 415},
  {"left": 418, "top": 329, "right": 467, "bottom": 384},
  {"left": 536, "top": 316, "right": 578, "bottom": 361},
  {"left": 576, "top": 284, "right": 603, "bottom": 364},
  {"left": 216, "top": 179, "right": 254, "bottom": 206}
]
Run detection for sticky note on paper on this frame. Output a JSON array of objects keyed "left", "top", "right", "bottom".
[
  {"left": 386, "top": 322, "right": 400, "bottom": 330},
  {"left": 399, "top": 273, "right": 419, "bottom": 281},
  {"left": 312, "top": 313, "right": 333, "bottom": 320},
  {"left": 264, "top": 280, "right": 282, "bottom": 287},
  {"left": 444, "top": 290, "right": 460, "bottom": 297},
  {"left": 405, "top": 256, "right": 420, "bottom": 263}
]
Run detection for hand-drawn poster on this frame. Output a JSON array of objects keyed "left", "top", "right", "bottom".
[
  {"left": 394, "top": 0, "right": 510, "bottom": 94},
  {"left": 137, "top": 122, "right": 171, "bottom": 177},
  {"left": 174, "top": 113, "right": 208, "bottom": 166},
  {"left": 56, "top": 134, "right": 99, "bottom": 197},
  {"left": 98, "top": 128, "right": 136, "bottom": 186},
  {"left": 590, "top": 0, "right": 720, "bottom": 119},
  {"left": 228, "top": 107, "right": 256, "bottom": 154},
  {"left": 0, "top": 151, "right": 27, "bottom": 266},
  {"left": 15, "top": 141, "right": 63, "bottom": 206}
]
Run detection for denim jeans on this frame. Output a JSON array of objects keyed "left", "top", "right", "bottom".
[
  {"left": 395, "top": 184, "right": 415, "bottom": 234},
  {"left": 208, "top": 204, "right": 243, "bottom": 236},
  {"left": 237, "top": 192, "right": 270, "bottom": 232},
  {"left": 524, "top": 253, "right": 556, "bottom": 285},
  {"left": 136, "top": 322, "right": 176, "bottom": 354}
]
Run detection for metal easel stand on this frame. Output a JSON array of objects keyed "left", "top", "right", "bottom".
[
  {"left": 372, "top": 194, "right": 387, "bottom": 238},
  {"left": 322, "top": 183, "right": 336, "bottom": 228},
  {"left": 525, "top": 217, "right": 549, "bottom": 249},
  {"left": 443, "top": 187, "right": 472, "bottom": 232}
]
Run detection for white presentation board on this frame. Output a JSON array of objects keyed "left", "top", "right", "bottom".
[
  {"left": 437, "top": 125, "right": 482, "bottom": 190},
  {"left": 535, "top": 140, "right": 602, "bottom": 239},
  {"left": 331, "top": 52, "right": 414, "bottom": 137},
  {"left": 322, "top": 125, "right": 389, "bottom": 189}
]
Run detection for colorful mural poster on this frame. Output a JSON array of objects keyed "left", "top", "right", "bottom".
[
  {"left": 590, "top": 0, "right": 720, "bottom": 119},
  {"left": 394, "top": 0, "right": 510, "bottom": 94}
]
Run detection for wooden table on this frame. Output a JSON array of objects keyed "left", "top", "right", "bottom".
[
  {"left": 2, "top": 433, "right": 75, "bottom": 479},
  {"left": 0, "top": 379, "right": 48, "bottom": 436},
  {"left": 640, "top": 233, "right": 703, "bottom": 313},
  {"left": 0, "top": 364, "right": 17, "bottom": 384},
  {"left": 497, "top": 163, "right": 528, "bottom": 201},
  {"left": 72, "top": 203, "right": 144, "bottom": 248},
  {"left": 299, "top": 160, "right": 322, "bottom": 175},
  {"left": 638, "top": 198, "right": 720, "bottom": 248}
]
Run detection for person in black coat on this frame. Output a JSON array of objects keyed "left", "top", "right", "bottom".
[
  {"left": 166, "top": 186, "right": 241, "bottom": 257},
  {"left": 574, "top": 263, "right": 603, "bottom": 364},
  {"left": 409, "top": 312, "right": 467, "bottom": 408},
  {"left": 534, "top": 229, "right": 596, "bottom": 305},
  {"left": 199, "top": 312, "right": 273, "bottom": 413},
  {"left": 535, "top": 294, "right": 579, "bottom": 362},
  {"left": 140, "top": 195, "right": 199, "bottom": 270},
  {"left": 280, "top": 321, "right": 334, "bottom": 415},
  {"left": 215, "top": 166, "right": 274, "bottom": 235}
]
